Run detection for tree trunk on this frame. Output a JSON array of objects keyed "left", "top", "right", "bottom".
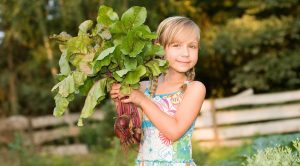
[
  {"left": 5, "top": 31, "right": 19, "bottom": 115},
  {"left": 35, "top": 2, "right": 57, "bottom": 78},
  {"left": 7, "top": 43, "right": 19, "bottom": 115}
]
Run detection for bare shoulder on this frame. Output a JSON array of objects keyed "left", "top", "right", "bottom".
[
  {"left": 185, "top": 81, "right": 206, "bottom": 96},
  {"left": 139, "top": 80, "right": 150, "bottom": 92}
]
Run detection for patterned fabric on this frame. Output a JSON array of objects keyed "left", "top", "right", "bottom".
[{"left": 135, "top": 87, "right": 197, "bottom": 166}]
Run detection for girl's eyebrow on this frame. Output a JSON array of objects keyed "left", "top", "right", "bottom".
[{"left": 170, "top": 40, "right": 198, "bottom": 44}]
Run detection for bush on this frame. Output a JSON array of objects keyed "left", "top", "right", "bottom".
[
  {"left": 79, "top": 100, "right": 116, "bottom": 151},
  {"left": 244, "top": 139, "right": 300, "bottom": 166}
]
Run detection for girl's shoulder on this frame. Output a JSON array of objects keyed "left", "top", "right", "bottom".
[{"left": 184, "top": 81, "right": 206, "bottom": 95}]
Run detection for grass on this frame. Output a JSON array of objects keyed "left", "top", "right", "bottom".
[
  {"left": 1, "top": 137, "right": 250, "bottom": 166},
  {"left": 2, "top": 132, "right": 300, "bottom": 166}
]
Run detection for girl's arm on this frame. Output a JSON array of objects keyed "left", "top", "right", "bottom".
[
  {"left": 136, "top": 80, "right": 150, "bottom": 119},
  {"left": 121, "top": 81, "right": 206, "bottom": 141}
]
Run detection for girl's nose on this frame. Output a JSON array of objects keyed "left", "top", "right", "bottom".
[{"left": 181, "top": 46, "right": 189, "bottom": 57}]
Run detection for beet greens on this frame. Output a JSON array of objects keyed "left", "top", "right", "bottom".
[{"left": 51, "top": 5, "right": 168, "bottom": 149}]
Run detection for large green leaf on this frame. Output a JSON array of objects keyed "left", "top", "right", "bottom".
[
  {"left": 124, "top": 65, "right": 146, "bottom": 84},
  {"left": 120, "top": 31, "right": 145, "bottom": 57},
  {"left": 116, "top": 69, "right": 130, "bottom": 77},
  {"left": 92, "top": 55, "right": 112, "bottom": 74},
  {"left": 97, "top": 5, "right": 119, "bottom": 26},
  {"left": 121, "top": 6, "right": 147, "bottom": 30},
  {"left": 124, "top": 56, "right": 137, "bottom": 70},
  {"left": 51, "top": 74, "right": 75, "bottom": 97},
  {"left": 69, "top": 54, "right": 85, "bottom": 67},
  {"left": 113, "top": 47, "right": 124, "bottom": 69},
  {"left": 96, "top": 46, "right": 115, "bottom": 60},
  {"left": 145, "top": 59, "right": 168, "bottom": 76},
  {"left": 78, "top": 20, "right": 93, "bottom": 35},
  {"left": 67, "top": 35, "right": 92, "bottom": 56},
  {"left": 110, "top": 21, "right": 126, "bottom": 34},
  {"left": 134, "top": 25, "right": 157, "bottom": 40},
  {"left": 51, "top": 71, "right": 87, "bottom": 97},
  {"left": 73, "top": 71, "right": 87, "bottom": 87},
  {"left": 50, "top": 31, "right": 72, "bottom": 43},
  {"left": 79, "top": 78, "right": 94, "bottom": 96},
  {"left": 112, "top": 72, "right": 123, "bottom": 82},
  {"left": 144, "top": 43, "right": 165, "bottom": 57},
  {"left": 78, "top": 78, "right": 107, "bottom": 126},
  {"left": 58, "top": 50, "right": 71, "bottom": 76},
  {"left": 53, "top": 94, "right": 71, "bottom": 117},
  {"left": 108, "top": 62, "right": 118, "bottom": 71},
  {"left": 145, "top": 60, "right": 161, "bottom": 77},
  {"left": 79, "top": 52, "right": 95, "bottom": 75}
]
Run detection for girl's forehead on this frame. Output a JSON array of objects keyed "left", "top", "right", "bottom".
[{"left": 171, "top": 28, "right": 199, "bottom": 43}]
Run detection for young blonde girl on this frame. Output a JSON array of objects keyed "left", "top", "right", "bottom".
[{"left": 110, "top": 16, "right": 206, "bottom": 166}]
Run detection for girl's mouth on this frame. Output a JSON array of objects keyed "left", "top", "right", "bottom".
[{"left": 177, "top": 60, "right": 190, "bottom": 64}]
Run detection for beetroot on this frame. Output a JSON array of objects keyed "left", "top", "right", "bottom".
[{"left": 114, "top": 100, "right": 141, "bottom": 152}]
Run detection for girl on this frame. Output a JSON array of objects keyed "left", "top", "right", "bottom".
[{"left": 110, "top": 16, "right": 206, "bottom": 166}]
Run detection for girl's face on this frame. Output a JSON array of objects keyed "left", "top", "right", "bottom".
[{"left": 164, "top": 29, "right": 199, "bottom": 74}]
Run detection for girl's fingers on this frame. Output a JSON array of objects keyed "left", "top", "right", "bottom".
[
  {"left": 111, "top": 86, "right": 120, "bottom": 91},
  {"left": 111, "top": 94, "right": 118, "bottom": 99},
  {"left": 121, "top": 98, "right": 130, "bottom": 103},
  {"left": 119, "top": 94, "right": 128, "bottom": 99},
  {"left": 118, "top": 93, "right": 122, "bottom": 98},
  {"left": 112, "top": 83, "right": 121, "bottom": 89},
  {"left": 110, "top": 89, "right": 119, "bottom": 95}
]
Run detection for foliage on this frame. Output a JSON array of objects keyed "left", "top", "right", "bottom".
[
  {"left": 192, "top": 133, "right": 300, "bottom": 166},
  {"left": 50, "top": 5, "right": 167, "bottom": 126},
  {"left": 244, "top": 139, "right": 300, "bottom": 166},
  {"left": 0, "top": 0, "right": 102, "bottom": 116},
  {"left": 78, "top": 100, "right": 116, "bottom": 151},
  {"left": 199, "top": 0, "right": 300, "bottom": 96},
  {"left": 251, "top": 133, "right": 300, "bottom": 151},
  {"left": 1, "top": 0, "right": 299, "bottom": 115}
]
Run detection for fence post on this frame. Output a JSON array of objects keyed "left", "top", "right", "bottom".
[
  {"left": 27, "top": 116, "right": 36, "bottom": 147},
  {"left": 209, "top": 98, "right": 220, "bottom": 146}
]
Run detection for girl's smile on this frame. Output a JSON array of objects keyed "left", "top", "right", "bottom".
[
  {"left": 165, "top": 41, "right": 198, "bottom": 73},
  {"left": 164, "top": 28, "right": 199, "bottom": 74}
]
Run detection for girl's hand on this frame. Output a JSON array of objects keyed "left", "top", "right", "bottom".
[
  {"left": 109, "top": 83, "right": 121, "bottom": 102},
  {"left": 119, "top": 89, "right": 147, "bottom": 107}
]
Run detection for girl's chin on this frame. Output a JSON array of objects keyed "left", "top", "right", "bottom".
[{"left": 171, "top": 67, "right": 192, "bottom": 73}]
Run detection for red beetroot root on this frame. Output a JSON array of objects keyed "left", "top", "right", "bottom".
[{"left": 114, "top": 100, "right": 141, "bottom": 152}]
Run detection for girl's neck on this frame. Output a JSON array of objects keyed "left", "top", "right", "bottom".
[{"left": 160, "top": 69, "right": 187, "bottom": 84}]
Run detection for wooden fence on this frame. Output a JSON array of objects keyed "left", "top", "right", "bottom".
[
  {"left": 193, "top": 89, "right": 300, "bottom": 147},
  {"left": 0, "top": 111, "right": 105, "bottom": 155},
  {"left": 1, "top": 89, "right": 300, "bottom": 154}
]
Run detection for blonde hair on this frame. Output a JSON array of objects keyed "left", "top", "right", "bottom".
[
  {"left": 156, "top": 16, "right": 200, "bottom": 47},
  {"left": 150, "top": 16, "right": 200, "bottom": 97}
]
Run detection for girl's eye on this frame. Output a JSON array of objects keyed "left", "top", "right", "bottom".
[
  {"left": 189, "top": 45, "right": 198, "bottom": 49},
  {"left": 172, "top": 43, "right": 180, "bottom": 47}
]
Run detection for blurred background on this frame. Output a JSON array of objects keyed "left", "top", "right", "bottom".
[{"left": 0, "top": 0, "right": 300, "bottom": 166}]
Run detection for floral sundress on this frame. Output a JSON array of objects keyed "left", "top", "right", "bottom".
[{"left": 135, "top": 86, "right": 197, "bottom": 166}]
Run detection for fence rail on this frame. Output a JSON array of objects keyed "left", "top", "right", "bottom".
[
  {"left": 193, "top": 89, "right": 300, "bottom": 147},
  {"left": 0, "top": 111, "right": 104, "bottom": 155},
  {"left": 1, "top": 89, "right": 300, "bottom": 152}
]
